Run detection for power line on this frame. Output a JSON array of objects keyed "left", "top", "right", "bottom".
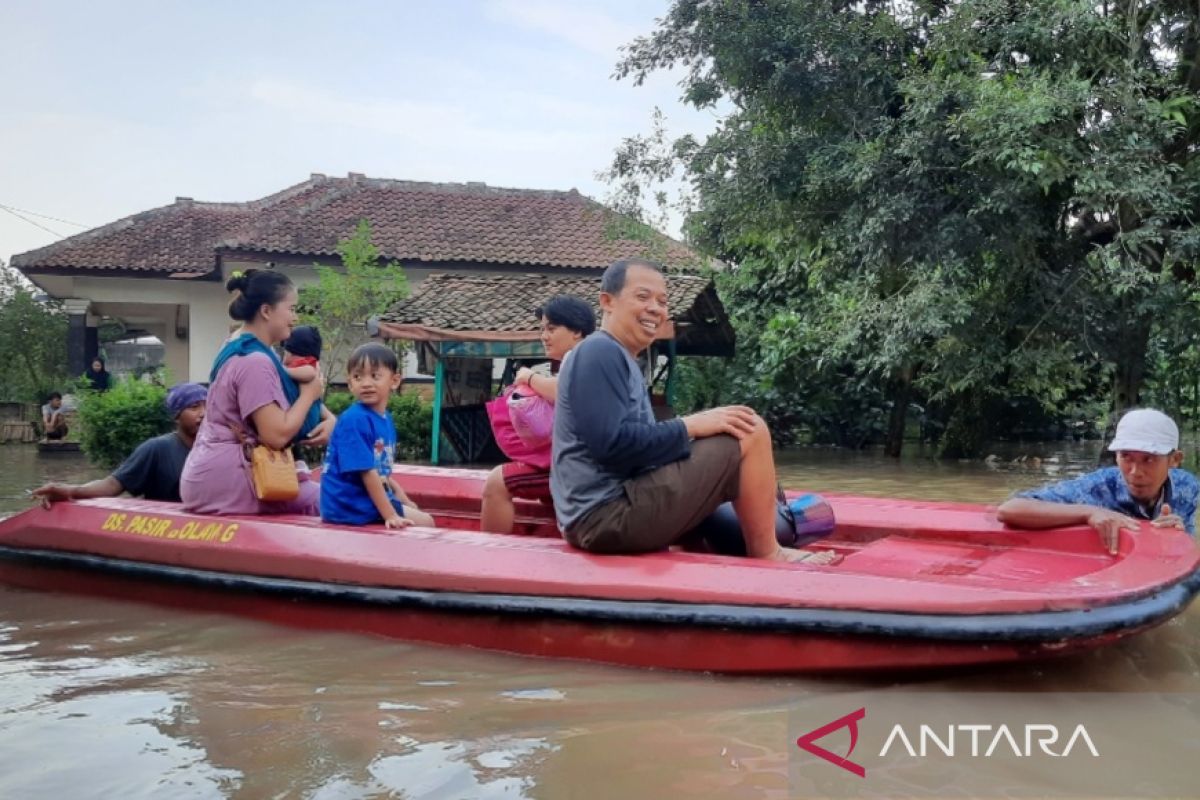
[
  {"left": 0, "top": 203, "right": 89, "bottom": 228},
  {"left": 0, "top": 205, "right": 66, "bottom": 238}
]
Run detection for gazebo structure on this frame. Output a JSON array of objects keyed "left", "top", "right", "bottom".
[{"left": 374, "top": 273, "right": 735, "bottom": 464}]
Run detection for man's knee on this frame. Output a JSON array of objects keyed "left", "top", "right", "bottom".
[
  {"left": 737, "top": 414, "right": 771, "bottom": 456},
  {"left": 482, "top": 466, "right": 509, "bottom": 502}
]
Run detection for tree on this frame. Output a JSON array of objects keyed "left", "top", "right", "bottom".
[
  {"left": 0, "top": 264, "right": 68, "bottom": 403},
  {"left": 611, "top": 0, "right": 1200, "bottom": 456},
  {"left": 298, "top": 220, "right": 410, "bottom": 379},
  {"left": 77, "top": 377, "right": 171, "bottom": 468}
]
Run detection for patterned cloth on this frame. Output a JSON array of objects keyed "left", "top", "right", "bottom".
[
  {"left": 284, "top": 355, "right": 320, "bottom": 369},
  {"left": 501, "top": 461, "right": 553, "bottom": 504},
  {"left": 165, "top": 382, "right": 207, "bottom": 416},
  {"left": 1016, "top": 466, "right": 1200, "bottom": 534}
]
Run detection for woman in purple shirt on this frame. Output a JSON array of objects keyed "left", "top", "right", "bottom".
[{"left": 181, "top": 269, "right": 333, "bottom": 515}]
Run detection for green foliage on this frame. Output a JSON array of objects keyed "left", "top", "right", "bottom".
[
  {"left": 323, "top": 390, "right": 434, "bottom": 461},
  {"left": 77, "top": 377, "right": 172, "bottom": 469},
  {"left": 0, "top": 267, "right": 68, "bottom": 403},
  {"left": 611, "top": 0, "right": 1200, "bottom": 456},
  {"left": 1139, "top": 287, "right": 1200, "bottom": 429},
  {"left": 298, "top": 219, "right": 410, "bottom": 377}
]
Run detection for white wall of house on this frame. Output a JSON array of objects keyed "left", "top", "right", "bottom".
[
  {"left": 156, "top": 322, "right": 189, "bottom": 381},
  {"left": 33, "top": 261, "right": 467, "bottom": 384},
  {"left": 187, "top": 289, "right": 233, "bottom": 383},
  {"left": 32, "top": 273, "right": 227, "bottom": 383}
]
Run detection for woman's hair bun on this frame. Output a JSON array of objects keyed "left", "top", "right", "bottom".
[
  {"left": 225, "top": 268, "right": 293, "bottom": 322},
  {"left": 225, "top": 269, "right": 253, "bottom": 294}
]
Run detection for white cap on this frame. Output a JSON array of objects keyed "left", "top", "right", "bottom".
[{"left": 1107, "top": 408, "right": 1179, "bottom": 455}]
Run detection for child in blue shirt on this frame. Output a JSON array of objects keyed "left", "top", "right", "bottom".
[{"left": 320, "top": 343, "right": 435, "bottom": 529}]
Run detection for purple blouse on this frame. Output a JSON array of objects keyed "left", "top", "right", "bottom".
[{"left": 180, "top": 352, "right": 319, "bottom": 515}]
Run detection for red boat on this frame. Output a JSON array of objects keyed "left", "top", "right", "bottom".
[{"left": 0, "top": 464, "right": 1197, "bottom": 674}]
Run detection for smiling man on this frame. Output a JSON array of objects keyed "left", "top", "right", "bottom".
[
  {"left": 997, "top": 408, "right": 1199, "bottom": 553},
  {"left": 549, "top": 258, "right": 836, "bottom": 564}
]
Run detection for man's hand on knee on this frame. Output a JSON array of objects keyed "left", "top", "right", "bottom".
[{"left": 683, "top": 406, "right": 763, "bottom": 440}]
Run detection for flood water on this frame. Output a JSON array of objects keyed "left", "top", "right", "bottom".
[{"left": 1, "top": 442, "right": 1197, "bottom": 798}]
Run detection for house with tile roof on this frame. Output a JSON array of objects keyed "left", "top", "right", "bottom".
[{"left": 11, "top": 173, "right": 714, "bottom": 383}]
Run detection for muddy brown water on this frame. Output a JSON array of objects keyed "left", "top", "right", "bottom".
[{"left": 1, "top": 442, "right": 1197, "bottom": 798}]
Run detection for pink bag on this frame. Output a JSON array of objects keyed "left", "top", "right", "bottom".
[
  {"left": 508, "top": 389, "right": 554, "bottom": 449},
  {"left": 486, "top": 386, "right": 552, "bottom": 470}
]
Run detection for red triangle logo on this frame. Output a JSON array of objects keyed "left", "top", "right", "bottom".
[{"left": 796, "top": 707, "right": 867, "bottom": 778}]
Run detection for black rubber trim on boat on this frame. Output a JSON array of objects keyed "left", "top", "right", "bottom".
[{"left": 2, "top": 545, "right": 1198, "bottom": 643}]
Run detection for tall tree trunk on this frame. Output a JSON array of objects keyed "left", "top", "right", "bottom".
[
  {"left": 1193, "top": 372, "right": 1199, "bottom": 432},
  {"left": 1102, "top": 315, "right": 1153, "bottom": 465},
  {"left": 883, "top": 364, "right": 913, "bottom": 458},
  {"left": 939, "top": 392, "right": 987, "bottom": 459},
  {"left": 1111, "top": 317, "right": 1151, "bottom": 418}
]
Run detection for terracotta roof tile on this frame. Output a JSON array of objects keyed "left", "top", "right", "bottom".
[
  {"left": 14, "top": 174, "right": 712, "bottom": 275},
  {"left": 11, "top": 202, "right": 251, "bottom": 273},
  {"left": 378, "top": 272, "right": 734, "bottom": 356}
]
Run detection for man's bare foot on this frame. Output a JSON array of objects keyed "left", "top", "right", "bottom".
[{"left": 768, "top": 547, "right": 840, "bottom": 565}]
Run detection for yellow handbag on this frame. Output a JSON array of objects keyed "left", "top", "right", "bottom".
[
  {"left": 231, "top": 425, "right": 299, "bottom": 502},
  {"left": 249, "top": 444, "right": 299, "bottom": 502}
]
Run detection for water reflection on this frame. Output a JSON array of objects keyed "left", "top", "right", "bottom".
[
  {"left": 0, "top": 591, "right": 238, "bottom": 798},
  {"left": 2, "top": 582, "right": 1198, "bottom": 798},
  {"left": 0, "top": 444, "right": 105, "bottom": 514},
  {"left": 773, "top": 439, "right": 1115, "bottom": 503},
  {"left": 0, "top": 588, "right": 578, "bottom": 799}
]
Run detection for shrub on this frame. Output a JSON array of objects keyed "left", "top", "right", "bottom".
[
  {"left": 320, "top": 390, "right": 433, "bottom": 462},
  {"left": 77, "top": 377, "right": 172, "bottom": 468},
  {"left": 389, "top": 392, "right": 434, "bottom": 461}
]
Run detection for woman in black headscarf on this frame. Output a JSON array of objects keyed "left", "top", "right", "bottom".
[{"left": 85, "top": 357, "right": 110, "bottom": 392}]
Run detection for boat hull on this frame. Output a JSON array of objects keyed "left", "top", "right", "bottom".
[
  {"left": 1, "top": 547, "right": 1186, "bottom": 674},
  {"left": 0, "top": 466, "right": 1197, "bottom": 674}
]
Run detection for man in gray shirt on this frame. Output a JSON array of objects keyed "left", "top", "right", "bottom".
[
  {"left": 41, "top": 392, "right": 69, "bottom": 440},
  {"left": 550, "top": 258, "right": 836, "bottom": 564}
]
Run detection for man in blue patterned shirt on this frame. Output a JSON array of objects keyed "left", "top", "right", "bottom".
[{"left": 997, "top": 408, "right": 1199, "bottom": 554}]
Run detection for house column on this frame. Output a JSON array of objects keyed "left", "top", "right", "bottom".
[{"left": 62, "top": 299, "right": 97, "bottom": 380}]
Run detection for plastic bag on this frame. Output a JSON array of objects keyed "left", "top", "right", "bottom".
[
  {"left": 508, "top": 388, "right": 554, "bottom": 449},
  {"left": 693, "top": 493, "right": 836, "bottom": 556},
  {"left": 486, "top": 386, "right": 552, "bottom": 470}
]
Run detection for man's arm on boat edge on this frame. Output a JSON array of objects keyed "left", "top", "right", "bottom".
[
  {"left": 996, "top": 498, "right": 1138, "bottom": 555},
  {"left": 32, "top": 476, "right": 124, "bottom": 507}
]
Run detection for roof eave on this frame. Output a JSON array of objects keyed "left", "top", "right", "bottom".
[{"left": 15, "top": 264, "right": 222, "bottom": 281}]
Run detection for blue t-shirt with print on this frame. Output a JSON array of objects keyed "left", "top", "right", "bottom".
[
  {"left": 1017, "top": 466, "right": 1199, "bottom": 535},
  {"left": 320, "top": 401, "right": 401, "bottom": 525}
]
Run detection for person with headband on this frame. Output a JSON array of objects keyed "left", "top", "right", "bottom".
[{"left": 32, "top": 382, "right": 208, "bottom": 504}]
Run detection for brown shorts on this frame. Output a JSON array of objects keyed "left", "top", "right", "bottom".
[{"left": 564, "top": 435, "right": 741, "bottom": 554}]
